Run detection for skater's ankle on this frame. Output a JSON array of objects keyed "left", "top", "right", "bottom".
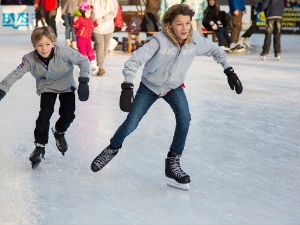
[
  {"left": 35, "top": 142, "right": 45, "bottom": 147},
  {"left": 167, "top": 150, "right": 179, "bottom": 158},
  {"left": 109, "top": 144, "right": 122, "bottom": 150}
]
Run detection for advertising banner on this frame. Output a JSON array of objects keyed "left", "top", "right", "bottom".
[{"left": 256, "top": 5, "right": 300, "bottom": 34}]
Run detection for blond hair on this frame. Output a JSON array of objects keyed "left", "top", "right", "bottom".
[{"left": 31, "top": 26, "right": 56, "bottom": 45}]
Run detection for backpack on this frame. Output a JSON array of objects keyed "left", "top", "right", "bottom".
[
  {"left": 126, "top": 16, "right": 143, "bottom": 32},
  {"left": 140, "top": 13, "right": 159, "bottom": 32}
]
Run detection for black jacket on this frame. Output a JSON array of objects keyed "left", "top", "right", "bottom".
[{"left": 203, "top": 6, "right": 227, "bottom": 31}]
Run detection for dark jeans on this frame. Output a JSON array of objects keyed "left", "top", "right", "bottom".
[
  {"left": 62, "top": 13, "right": 76, "bottom": 41},
  {"left": 110, "top": 82, "right": 191, "bottom": 155},
  {"left": 262, "top": 18, "right": 282, "bottom": 55},
  {"left": 216, "top": 27, "right": 232, "bottom": 46},
  {"left": 34, "top": 92, "right": 75, "bottom": 145},
  {"left": 242, "top": 22, "right": 257, "bottom": 38},
  {"left": 44, "top": 9, "right": 57, "bottom": 36}
]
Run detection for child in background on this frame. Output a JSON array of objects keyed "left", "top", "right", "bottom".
[
  {"left": 73, "top": 2, "right": 98, "bottom": 75},
  {"left": 0, "top": 26, "right": 90, "bottom": 169},
  {"left": 90, "top": 4, "right": 243, "bottom": 190},
  {"left": 61, "top": 0, "right": 81, "bottom": 49}
]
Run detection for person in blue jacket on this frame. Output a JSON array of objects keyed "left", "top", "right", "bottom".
[
  {"left": 90, "top": 4, "right": 243, "bottom": 190},
  {"left": 228, "top": 0, "right": 246, "bottom": 49}
]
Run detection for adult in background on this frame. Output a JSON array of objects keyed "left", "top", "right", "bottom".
[
  {"left": 34, "top": 0, "right": 58, "bottom": 36},
  {"left": 91, "top": 0, "right": 118, "bottom": 76},
  {"left": 159, "top": 0, "right": 182, "bottom": 23},
  {"left": 257, "top": 0, "right": 284, "bottom": 60},
  {"left": 183, "top": 0, "right": 207, "bottom": 34},
  {"left": 228, "top": 0, "right": 246, "bottom": 49},
  {"left": 61, "top": 0, "right": 82, "bottom": 49}
]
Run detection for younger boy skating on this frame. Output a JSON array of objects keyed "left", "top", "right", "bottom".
[{"left": 0, "top": 26, "right": 90, "bottom": 168}]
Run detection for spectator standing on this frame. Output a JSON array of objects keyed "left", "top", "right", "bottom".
[
  {"left": 228, "top": 0, "right": 246, "bottom": 48},
  {"left": 34, "top": 0, "right": 58, "bottom": 36},
  {"left": 257, "top": 0, "right": 284, "bottom": 60},
  {"left": 239, "top": 3, "right": 259, "bottom": 48},
  {"left": 35, "top": 0, "right": 46, "bottom": 27},
  {"left": 184, "top": 0, "right": 207, "bottom": 34},
  {"left": 159, "top": 0, "right": 182, "bottom": 22},
  {"left": 90, "top": 0, "right": 118, "bottom": 76},
  {"left": 61, "top": 0, "right": 81, "bottom": 49}
]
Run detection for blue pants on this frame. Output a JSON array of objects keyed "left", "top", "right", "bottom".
[
  {"left": 62, "top": 13, "right": 76, "bottom": 42},
  {"left": 216, "top": 27, "right": 232, "bottom": 47},
  {"left": 110, "top": 82, "right": 191, "bottom": 155}
]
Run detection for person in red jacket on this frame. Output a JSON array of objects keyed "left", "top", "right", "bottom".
[
  {"left": 114, "top": 4, "right": 124, "bottom": 32},
  {"left": 34, "top": 0, "right": 58, "bottom": 35},
  {"left": 73, "top": 2, "right": 98, "bottom": 75}
]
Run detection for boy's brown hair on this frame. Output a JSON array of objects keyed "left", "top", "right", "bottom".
[
  {"left": 31, "top": 26, "right": 56, "bottom": 45},
  {"left": 163, "top": 4, "right": 195, "bottom": 24}
]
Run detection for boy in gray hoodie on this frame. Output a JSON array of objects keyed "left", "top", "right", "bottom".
[
  {"left": 0, "top": 26, "right": 90, "bottom": 169},
  {"left": 91, "top": 4, "right": 243, "bottom": 190}
]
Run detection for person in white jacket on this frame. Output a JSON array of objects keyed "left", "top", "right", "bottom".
[{"left": 90, "top": 0, "right": 118, "bottom": 76}]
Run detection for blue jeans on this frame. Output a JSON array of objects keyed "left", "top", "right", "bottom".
[
  {"left": 216, "top": 27, "right": 232, "bottom": 47},
  {"left": 110, "top": 82, "right": 191, "bottom": 155},
  {"left": 62, "top": 13, "right": 76, "bottom": 41}
]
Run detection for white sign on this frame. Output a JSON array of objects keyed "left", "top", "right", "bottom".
[{"left": 0, "top": 5, "right": 35, "bottom": 34}]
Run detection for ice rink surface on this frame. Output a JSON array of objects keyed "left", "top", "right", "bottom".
[{"left": 0, "top": 33, "right": 299, "bottom": 225}]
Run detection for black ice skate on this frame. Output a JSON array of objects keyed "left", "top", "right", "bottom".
[
  {"left": 91, "top": 145, "right": 120, "bottom": 172},
  {"left": 29, "top": 143, "right": 45, "bottom": 169},
  {"left": 51, "top": 127, "right": 68, "bottom": 155},
  {"left": 165, "top": 151, "right": 191, "bottom": 190}
]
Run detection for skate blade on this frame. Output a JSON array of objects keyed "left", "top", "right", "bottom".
[{"left": 166, "top": 178, "right": 190, "bottom": 190}]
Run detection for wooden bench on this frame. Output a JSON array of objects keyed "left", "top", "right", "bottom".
[
  {"left": 115, "top": 30, "right": 217, "bottom": 53},
  {"left": 115, "top": 11, "right": 218, "bottom": 53}
]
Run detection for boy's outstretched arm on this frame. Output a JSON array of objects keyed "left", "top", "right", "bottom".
[
  {"left": 0, "top": 57, "right": 31, "bottom": 101},
  {"left": 195, "top": 33, "right": 243, "bottom": 94}
]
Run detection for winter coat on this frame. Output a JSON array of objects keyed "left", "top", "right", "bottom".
[
  {"left": 257, "top": 0, "right": 284, "bottom": 18},
  {"left": 61, "top": 0, "right": 81, "bottom": 15},
  {"left": 228, "top": 0, "right": 246, "bottom": 13},
  {"left": 114, "top": 4, "right": 124, "bottom": 29},
  {"left": 73, "top": 15, "right": 98, "bottom": 39},
  {"left": 122, "top": 24, "right": 230, "bottom": 96},
  {"left": 90, "top": 0, "right": 118, "bottom": 34},
  {"left": 183, "top": 0, "right": 208, "bottom": 20},
  {"left": 203, "top": 5, "right": 227, "bottom": 30},
  {"left": 0, "top": 45, "right": 89, "bottom": 95},
  {"left": 35, "top": 0, "right": 57, "bottom": 11}
]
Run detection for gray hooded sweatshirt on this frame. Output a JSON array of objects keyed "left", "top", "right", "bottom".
[
  {"left": 122, "top": 26, "right": 231, "bottom": 96},
  {"left": 0, "top": 44, "right": 90, "bottom": 95}
]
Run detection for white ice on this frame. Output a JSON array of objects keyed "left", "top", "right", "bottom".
[{"left": 0, "top": 33, "right": 299, "bottom": 225}]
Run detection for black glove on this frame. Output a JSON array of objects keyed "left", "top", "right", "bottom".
[
  {"left": 78, "top": 77, "right": 89, "bottom": 101},
  {"left": 224, "top": 67, "right": 243, "bottom": 94},
  {"left": 120, "top": 82, "right": 134, "bottom": 112},
  {"left": 0, "top": 89, "right": 6, "bottom": 101}
]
